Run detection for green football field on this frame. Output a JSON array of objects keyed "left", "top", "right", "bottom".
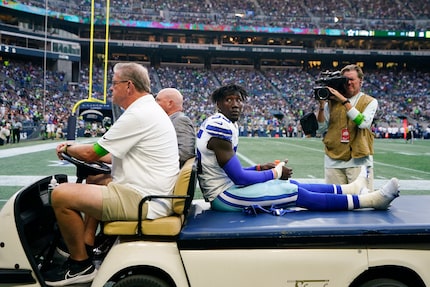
[{"left": 1, "top": 137, "right": 430, "bottom": 209}]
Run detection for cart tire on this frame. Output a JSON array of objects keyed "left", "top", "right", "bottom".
[
  {"left": 359, "top": 278, "right": 408, "bottom": 287},
  {"left": 113, "top": 274, "right": 170, "bottom": 287}
]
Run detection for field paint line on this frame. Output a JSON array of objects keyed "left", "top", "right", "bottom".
[
  {"left": 0, "top": 139, "right": 96, "bottom": 159},
  {"left": 291, "top": 178, "right": 430, "bottom": 190},
  {"left": 269, "top": 141, "right": 324, "bottom": 154},
  {"left": 0, "top": 175, "right": 78, "bottom": 186},
  {"left": 1, "top": 140, "right": 428, "bottom": 191},
  {"left": 235, "top": 152, "right": 430, "bottom": 190},
  {"left": 0, "top": 176, "right": 428, "bottom": 191},
  {"left": 375, "top": 161, "right": 430, "bottom": 175},
  {"left": 374, "top": 142, "right": 430, "bottom": 151},
  {"left": 0, "top": 142, "right": 59, "bottom": 158},
  {"left": 252, "top": 141, "right": 430, "bottom": 176},
  {"left": 225, "top": 153, "right": 429, "bottom": 191},
  {"left": 237, "top": 152, "right": 256, "bottom": 166}
]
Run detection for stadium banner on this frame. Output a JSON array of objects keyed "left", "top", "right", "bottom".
[{"left": 1, "top": 1, "right": 428, "bottom": 39}]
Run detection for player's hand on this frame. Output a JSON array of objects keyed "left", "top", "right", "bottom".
[
  {"left": 259, "top": 162, "right": 276, "bottom": 170},
  {"left": 272, "top": 161, "right": 285, "bottom": 179},
  {"left": 260, "top": 158, "right": 289, "bottom": 171},
  {"left": 271, "top": 159, "right": 292, "bottom": 180},
  {"left": 280, "top": 165, "right": 293, "bottom": 180}
]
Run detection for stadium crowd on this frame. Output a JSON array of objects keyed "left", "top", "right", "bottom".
[
  {"left": 1, "top": 59, "right": 429, "bottom": 143},
  {"left": 21, "top": 0, "right": 429, "bottom": 31}
]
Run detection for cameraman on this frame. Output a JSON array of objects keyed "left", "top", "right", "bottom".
[{"left": 317, "top": 64, "right": 378, "bottom": 192}]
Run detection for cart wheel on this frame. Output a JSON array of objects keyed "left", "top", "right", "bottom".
[
  {"left": 359, "top": 278, "right": 408, "bottom": 287},
  {"left": 113, "top": 274, "right": 170, "bottom": 287}
]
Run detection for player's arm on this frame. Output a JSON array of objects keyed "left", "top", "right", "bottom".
[
  {"left": 207, "top": 136, "right": 235, "bottom": 167},
  {"left": 207, "top": 137, "right": 276, "bottom": 186}
]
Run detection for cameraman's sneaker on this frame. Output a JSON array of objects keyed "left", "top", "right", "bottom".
[{"left": 44, "top": 258, "right": 96, "bottom": 286}]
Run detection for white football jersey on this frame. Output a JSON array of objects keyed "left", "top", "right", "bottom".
[{"left": 196, "top": 113, "right": 239, "bottom": 201}]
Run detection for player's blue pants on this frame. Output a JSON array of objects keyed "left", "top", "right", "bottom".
[{"left": 211, "top": 179, "right": 359, "bottom": 212}]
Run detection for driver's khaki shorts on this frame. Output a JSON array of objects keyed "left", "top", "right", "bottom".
[{"left": 101, "top": 182, "right": 148, "bottom": 221}]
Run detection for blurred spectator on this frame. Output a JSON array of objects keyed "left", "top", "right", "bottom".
[
  {"left": 0, "top": 59, "right": 428, "bottom": 141},
  {"left": 0, "top": 123, "right": 10, "bottom": 145}
]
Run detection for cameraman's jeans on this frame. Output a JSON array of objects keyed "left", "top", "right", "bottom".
[{"left": 325, "top": 166, "right": 374, "bottom": 192}]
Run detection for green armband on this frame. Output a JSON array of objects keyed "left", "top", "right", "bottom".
[
  {"left": 93, "top": 143, "right": 109, "bottom": 157},
  {"left": 353, "top": 113, "right": 365, "bottom": 126}
]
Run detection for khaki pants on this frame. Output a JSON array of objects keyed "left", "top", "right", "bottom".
[
  {"left": 101, "top": 182, "right": 148, "bottom": 221},
  {"left": 325, "top": 166, "right": 374, "bottom": 192}
]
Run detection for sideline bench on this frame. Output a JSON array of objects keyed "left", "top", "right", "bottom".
[{"left": 103, "top": 157, "right": 197, "bottom": 237}]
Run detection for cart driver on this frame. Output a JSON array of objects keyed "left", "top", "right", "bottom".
[{"left": 43, "top": 63, "right": 179, "bottom": 286}]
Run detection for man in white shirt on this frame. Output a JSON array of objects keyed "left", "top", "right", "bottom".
[{"left": 44, "top": 63, "right": 179, "bottom": 286}]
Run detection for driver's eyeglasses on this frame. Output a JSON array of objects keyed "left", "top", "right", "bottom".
[{"left": 111, "top": 80, "right": 129, "bottom": 86}]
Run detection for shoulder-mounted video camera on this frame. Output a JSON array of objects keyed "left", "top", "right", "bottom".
[{"left": 313, "top": 71, "right": 348, "bottom": 100}]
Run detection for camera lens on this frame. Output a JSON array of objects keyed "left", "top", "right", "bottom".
[{"left": 316, "top": 88, "right": 330, "bottom": 100}]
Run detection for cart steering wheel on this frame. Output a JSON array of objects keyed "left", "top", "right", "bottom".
[{"left": 61, "top": 152, "right": 111, "bottom": 183}]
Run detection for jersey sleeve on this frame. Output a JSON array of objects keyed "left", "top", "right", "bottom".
[{"left": 204, "top": 115, "right": 234, "bottom": 143}]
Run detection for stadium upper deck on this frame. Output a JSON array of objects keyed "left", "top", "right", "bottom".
[
  {"left": 16, "top": 0, "right": 430, "bottom": 31},
  {"left": 1, "top": 0, "right": 429, "bottom": 69}
]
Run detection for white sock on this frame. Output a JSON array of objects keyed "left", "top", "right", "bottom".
[
  {"left": 359, "top": 178, "right": 400, "bottom": 210},
  {"left": 340, "top": 166, "right": 368, "bottom": 195},
  {"left": 360, "top": 188, "right": 369, "bottom": 195}
]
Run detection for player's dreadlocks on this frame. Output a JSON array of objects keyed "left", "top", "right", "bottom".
[{"left": 211, "top": 83, "right": 248, "bottom": 104}]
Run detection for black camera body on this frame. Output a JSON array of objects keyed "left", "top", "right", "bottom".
[{"left": 313, "top": 71, "right": 348, "bottom": 100}]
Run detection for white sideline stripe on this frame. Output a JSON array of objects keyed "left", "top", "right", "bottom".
[
  {"left": 0, "top": 139, "right": 96, "bottom": 159},
  {"left": 0, "top": 176, "right": 428, "bottom": 191},
  {"left": 261, "top": 142, "right": 430, "bottom": 176},
  {"left": 0, "top": 175, "right": 77, "bottom": 186},
  {"left": 0, "top": 144, "right": 428, "bottom": 191},
  {"left": 0, "top": 142, "right": 59, "bottom": 158}
]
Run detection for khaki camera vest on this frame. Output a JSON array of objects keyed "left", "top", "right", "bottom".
[{"left": 323, "top": 94, "right": 375, "bottom": 161}]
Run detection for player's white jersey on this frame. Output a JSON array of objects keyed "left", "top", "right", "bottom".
[{"left": 196, "top": 112, "right": 239, "bottom": 201}]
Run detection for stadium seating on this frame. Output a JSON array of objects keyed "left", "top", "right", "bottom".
[
  {"left": 1, "top": 1, "right": 429, "bottom": 140},
  {"left": 1, "top": 60, "right": 429, "bottom": 141}
]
